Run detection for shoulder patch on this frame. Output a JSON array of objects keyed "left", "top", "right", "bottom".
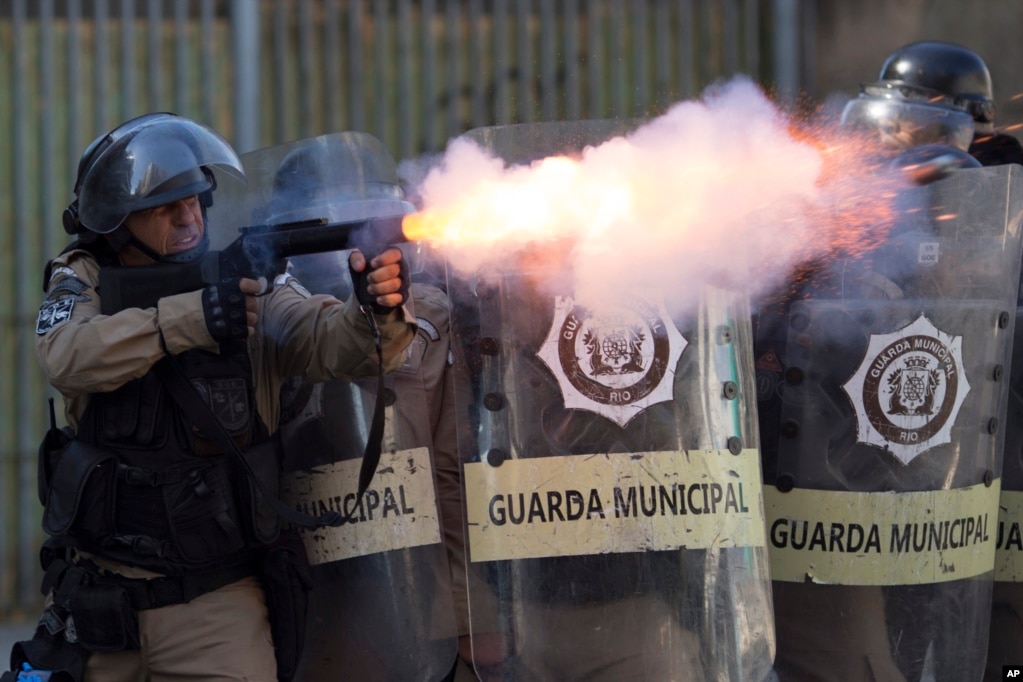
[
  {"left": 45, "top": 276, "right": 91, "bottom": 303},
  {"left": 416, "top": 316, "right": 441, "bottom": 342},
  {"left": 36, "top": 298, "right": 75, "bottom": 335}
]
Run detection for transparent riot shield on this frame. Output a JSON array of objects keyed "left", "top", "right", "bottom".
[
  {"left": 209, "top": 132, "right": 460, "bottom": 682},
  {"left": 449, "top": 121, "right": 775, "bottom": 681},
  {"left": 989, "top": 164, "right": 1023, "bottom": 677},
  {"left": 756, "top": 165, "right": 1023, "bottom": 682}
]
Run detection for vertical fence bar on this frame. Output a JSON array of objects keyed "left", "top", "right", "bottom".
[
  {"left": 586, "top": 0, "right": 604, "bottom": 118},
  {"left": 200, "top": 0, "right": 215, "bottom": 126},
  {"left": 397, "top": 0, "right": 414, "bottom": 156},
  {"left": 493, "top": 0, "right": 510, "bottom": 124},
  {"left": 40, "top": 0, "right": 57, "bottom": 260},
  {"left": 445, "top": 0, "right": 461, "bottom": 144},
  {"left": 773, "top": 0, "right": 800, "bottom": 104},
  {"left": 271, "top": 0, "right": 288, "bottom": 143},
  {"left": 122, "top": 0, "right": 137, "bottom": 120},
  {"left": 743, "top": 0, "right": 760, "bottom": 79},
  {"left": 6, "top": 0, "right": 26, "bottom": 615},
  {"left": 610, "top": 0, "right": 625, "bottom": 115},
  {"left": 539, "top": 0, "right": 556, "bottom": 121},
  {"left": 95, "top": 0, "right": 109, "bottom": 127},
  {"left": 324, "top": 0, "right": 341, "bottom": 130},
  {"left": 36, "top": 0, "right": 58, "bottom": 613},
  {"left": 632, "top": 0, "right": 648, "bottom": 115},
  {"left": 12, "top": 0, "right": 40, "bottom": 613},
  {"left": 373, "top": 0, "right": 391, "bottom": 147},
  {"left": 515, "top": 0, "right": 532, "bottom": 123},
  {"left": 298, "top": 0, "right": 315, "bottom": 138},
  {"left": 231, "top": 0, "right": 260, "bottom": 153},
  {"left": 348, "top": 0, "right": 366, "bottom": 133},
  {"left": 174, "top": 0, "right": 189, "bottom": 115},
  {"left": 469, "top": 0, "right": 487, "bottom": 128},
  {"left": 68, "top": 0, "right": 82, "bottom": 156},
  {"left": 148, "top": 0, "right": 163, "bottom": 113},
  {"left": 801, "top": 0, "right": 816, "bottom": 99},
  {"left": 654, "top": 0, "right": 671, "bottom": 109},
  {"left": 723, "top": 0, "right": 739, "bottom": 76},
  {"left": 564, "top": 0, "right": 580, "bottom": 120},
  {"left": 677, "top": 0, "right": 694, "bottom": 98},
  {"left": 698, "top": 0, "right": 717, "bottom": 90},
  {"left": 422, "top": 0, "right": 438, "bottom": 152}
]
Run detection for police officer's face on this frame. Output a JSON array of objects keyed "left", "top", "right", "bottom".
[{"left": 121, "top": 196, "right": 204, "bottom": 264}]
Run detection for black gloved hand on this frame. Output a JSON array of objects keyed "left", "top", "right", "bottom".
[
  {"left": 351, "top": 253, "right": 410, "bottom": 315},
  {"left": 202, "top": 279, "right": 249, "bottom": 342}
]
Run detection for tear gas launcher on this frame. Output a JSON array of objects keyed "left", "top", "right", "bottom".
[{"left": 98, "top": 215, "right": 409, "bottom": 314}]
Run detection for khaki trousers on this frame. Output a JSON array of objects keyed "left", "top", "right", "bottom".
[
  {"left": 773, "top": 583, "right": 906, "bottom": 682},
  {"left": 84, "top": 576, "right": 277, "bottom": 682}
]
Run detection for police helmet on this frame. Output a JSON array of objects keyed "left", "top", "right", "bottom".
[
  {"left": 259, "top": 132, "right": 419, "bottom": 297},
  {"left": 64, "top": 112, "right": 246, "bottom": 235},
  {"left": 262, "top": 131, "right": 415, "bottom": 225},
  {"left": 873, "top": 41, "right": 995, "bottom": 123}
]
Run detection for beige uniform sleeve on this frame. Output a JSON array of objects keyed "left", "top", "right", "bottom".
[
  {"left": 34, "top": 250, "right": 218, "bottom": 416},
  {"left": 250, "top": 274, "right": 417, "bottom": 430}
]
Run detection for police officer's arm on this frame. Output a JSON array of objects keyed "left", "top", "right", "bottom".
[
  {"left": 35, "top": 250, "right": 223, "bottom": 397},
  {"left": 257, "top": 271, "right": 417, "bottom": 383}
]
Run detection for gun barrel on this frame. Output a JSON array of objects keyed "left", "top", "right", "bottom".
[{"left": 256, "top": 214, "right": 408, "bottom": 260}]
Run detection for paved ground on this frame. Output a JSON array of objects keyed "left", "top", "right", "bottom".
[{"left": 0, "top": 618, "right": 36, "bottom": 666}]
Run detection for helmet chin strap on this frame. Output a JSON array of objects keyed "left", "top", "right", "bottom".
[{"left": 106, "top": 213, "right": 211, "bottom": 265}]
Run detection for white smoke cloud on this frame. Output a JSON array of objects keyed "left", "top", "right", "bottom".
[{"left": 400, "top": 76, "right": 903, "bottom": 314}]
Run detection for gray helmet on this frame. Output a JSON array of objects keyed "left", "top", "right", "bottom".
[
  {"left": 66, "top": 113, "right": 246, "bottom": 234},
  {"left": 262, "top": 131, "right": 414, "bottom": 225},
  {"left": 873, "top": 41, "right": 995, "bottom": 123}
]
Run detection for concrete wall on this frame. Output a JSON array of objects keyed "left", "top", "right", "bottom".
[{"left": 813, "top": 0, "right": 1023, "bottom": 132}]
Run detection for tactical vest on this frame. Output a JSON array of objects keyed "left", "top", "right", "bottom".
[{"left": 42, "top": 343, "right": 281, "bottom": 574}]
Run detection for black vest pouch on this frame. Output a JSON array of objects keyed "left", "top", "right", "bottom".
[
  {"left": 164, "top": 457, "right": 247, "bottom": 564},
  {"left": 237, "top": 439, "right": 282, "bottom": 546},
  {"left": 42, "top": 439, "right": 117, "bottom": 541},
  {"left": 68, "top": 581, "right": 140, "bottom": 652},
  {"left": 38, "top": 423, "right": 74, "bottom": 507}
]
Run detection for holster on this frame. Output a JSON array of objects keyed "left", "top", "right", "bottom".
[{"left": 261, "top": 529, "right": 313, "bottom": 682}]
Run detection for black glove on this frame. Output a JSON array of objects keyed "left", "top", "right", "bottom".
[
  {"left": 351, "top": 254, "right": 410, "bottom": 315},
  {"left": 202, "top": 279, "right": 249, "bottom": 342}
]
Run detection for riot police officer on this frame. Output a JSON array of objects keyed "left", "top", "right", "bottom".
[
  {"left": 866, "top": 42, "right": 1023, "bottom": 682},
  {"left": 10, "top": 113, "right": 416, "bottom": 682},
  {"left": 245, "top": 130, "right": 503, "bottom": 681},
  {"left": 757, "top": 60, "right": 1023, "bottom": 682},
  {"left": 871, "top": 40, "right": 1023, "bottom": 167}
]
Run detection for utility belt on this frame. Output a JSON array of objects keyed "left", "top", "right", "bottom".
[
  {"left": 39, "top": 436, "right": 280, "bottom": 572},
  {"left": 4, "top": 536, "right": 310, "bottom": 682},
  {"left": 46, "top": 551, "right": 261, "bottom": 651},
  {"left": 0, "top": 547, "right": 259, "bottom": 682}
]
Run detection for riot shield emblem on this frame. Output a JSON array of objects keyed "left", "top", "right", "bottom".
[
  {"left": 538, "top": 293, "right": 687, "bottom": 427},
  {"left": 843, "top": 314, "right": 970, "bottom": 464}
]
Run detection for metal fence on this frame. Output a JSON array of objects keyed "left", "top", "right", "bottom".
[{"left": 0, "top": 0, "right": 805, "bottom": 617}]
